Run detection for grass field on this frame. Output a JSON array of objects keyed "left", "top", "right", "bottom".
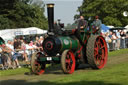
[
  {"left": 0, "top": 49, "right": 128, "bottom": 85},
  {"left": 0, "top": 67, "right": 30, "bottom": 76}
]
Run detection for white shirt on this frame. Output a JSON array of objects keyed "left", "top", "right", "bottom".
[
  {"left": 6, "top": 43, "right": 14, "bottom": 55},
  {"left": 116, "top": 32, "right": 121, "bottom": 38}
]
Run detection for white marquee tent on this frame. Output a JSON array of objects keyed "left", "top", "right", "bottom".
[
  {"left": 0, "top": 27, "right": 47, "bottom": 41},
  {"left": 125, "top": 25, "right": 128, "bottom": 30}
]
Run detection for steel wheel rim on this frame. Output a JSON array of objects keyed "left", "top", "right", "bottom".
[
  {"left": 94, "top": 36, "right": 108, "bottom": 69},
  {"left": 32, "top": 52, "right": 45, "bottom": 75},
  {"left": 65, "top": 51, "right": 75, "bottom": 74}
]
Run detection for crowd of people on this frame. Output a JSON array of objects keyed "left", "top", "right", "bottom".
[
  {"left": 0, "top": 36, "right": 44, "bottom": 70},
  {"left": 103, "top": 30, "right": 128, "bottom": 52}
]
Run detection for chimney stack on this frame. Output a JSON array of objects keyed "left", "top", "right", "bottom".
[{"left": 47, "top": 4, "right": 54, "bottom": 32}]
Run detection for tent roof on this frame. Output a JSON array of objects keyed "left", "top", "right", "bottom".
[
  {"left": 125, "top": 25, "right": 128, "bottom": 29},
  {"left": 107, "top": 26, "right": 114, "bottom": 28},
  {"left": 109, "top": 27, "right": 126, "bottom": 30},
  {"left": 0, "top": 27, "right": 47, "bottom": 36},
  {"left": 0, "top": 27, "right": 47, "bottom": 41},
  {"left": 101, "top": 24, "right": 110, "bottom": 32}
]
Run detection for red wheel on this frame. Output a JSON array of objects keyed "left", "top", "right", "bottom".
[
  {"left": 61, "top": 50, "right": 76, "bottom": 74},
  {"left": 86, "top": 35, "right": 108, "bottom": 69},
  {"left": 31, "top": 52, "right": 45, "bottom": 75}
]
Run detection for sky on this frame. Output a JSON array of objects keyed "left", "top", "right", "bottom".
[{"left": 43, "top": 0, "right": 83, "bottom": 26}]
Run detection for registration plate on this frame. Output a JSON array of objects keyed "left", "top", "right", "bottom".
[{"left": 47, "top": 57, "right": 52, "bottom": 61}]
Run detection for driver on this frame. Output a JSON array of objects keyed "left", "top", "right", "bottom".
[{"left": 76, "top": 16, "right": 88, "bottom": 46}]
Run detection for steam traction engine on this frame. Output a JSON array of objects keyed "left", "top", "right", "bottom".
[{"left": 31, "top": 4, "right": 108, "bottom": 75}]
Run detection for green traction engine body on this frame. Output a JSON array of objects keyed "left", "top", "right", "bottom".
[
  {"left": 31, "top": 4, "right": 108, "bottom": 75},
  {"left": 43, "top": 36, "right": 80, "bottom": 56}
]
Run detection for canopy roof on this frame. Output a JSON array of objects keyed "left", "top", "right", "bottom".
[
  {"left": 0, "top": 27, "right": 47, "bottom": 41},
  {"left": 101, "top": 24, "right": 110, "bottom": 32}
]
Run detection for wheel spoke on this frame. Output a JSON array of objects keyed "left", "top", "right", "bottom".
[
  {"left": 36, "top": 64, "right": 40, "bottom": 72},
  {"left": 94, "top": 46, "right": 98, "bottom": 52},
  {"left": 94, "top": 48, "right": 98, "bottom": 56},
  {"left": 94, "top": 42, "right": 99, "bottom": 57},
  {"left": 99, "top": 59, "right": 103, "bottom": 65},
  {"left": 97, "top": 56, "right": 101, "bottom": 64},
  {"left": 95, "top": 55, "right": 98, "bottom": 64},
  {"left": 101, "top": 50, "right": 105, "bottom": 60},
  {"left": 97, "top": 52, "right": 104, "bottom": 66},
  {"left": 66, "top": 63, "right": 69, "bottom": 70},
  {"left": 95, "top": 42, "right": 99, "bottom": 47},
  {"left": 65, "top": 52, "right": 72, "bottom": 71},
  {"left": 97, "top": 38, "right": 101, "bottom": 45},
  {"left": 67, "top": 64, "right": 71, "bottom": 70},
  {"left": 66, "top": 59, "right": 70, "bottom": 64},
  {"left": 100, "top": 45, "right": 105, "bottom": 49},
  {"left": 94, "top": 46, "right": 98, "bottom": 51},
  {"left": 69, "top": 64, "right": 72, "bottom": 69},
  {"left": 94, "top": 52, "right": 98, "bottom": 56},
  {"left": 95, "top": 54, "right": 102, "bottom": 65}
]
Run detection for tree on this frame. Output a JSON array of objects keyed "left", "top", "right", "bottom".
[
  {"left": 0, "top": 15, "right": 11, "bottom": 29},
  {"left": 0, "top": 0, "right": 48, "bottom": 29},
  {"left": 76, "top": 0, "right": 128, "bottom": 27},
  {"left": 65, "top": 23, "right": 78, "bottom": 29}
]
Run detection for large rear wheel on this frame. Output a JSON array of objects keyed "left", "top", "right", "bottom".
[
  {"left": 86, "top": 35, "right": 108, "bottom": 69},
  {"left": 31, "top": 52, "right": 46, "bottom": 75},
  {"left": 61, "top": 50, "right": 76, "bottom": 74}
]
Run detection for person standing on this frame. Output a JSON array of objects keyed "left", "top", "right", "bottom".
[
  {"left": 120, "top": 30, "right": 126, "bottom": 49},
  {"left": 93, "top": 16, "right": 102, "bottom": 34},
  {"left": 111, "top": 32, "right": 117, "bottom": 50},
  {"left": 39, "top": 36, "right": 44, "bottom": 44},
  {"left": 105, "top": 33, "right": 111, "bottom": 52},
  {"left": 116, "top": 30, "right": 121, "bottom": 50},
  {"left": 9, "top": 40, "right": 21, "bottom": 68}
]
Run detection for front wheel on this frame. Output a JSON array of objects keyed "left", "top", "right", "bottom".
[
  {"left": 61, "top": 50, "right": 76, "bottom": 74},
  {"left": 31, "top": 52, "right": 46, "bottom": 75}
]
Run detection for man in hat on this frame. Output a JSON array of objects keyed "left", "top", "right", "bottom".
[{"left": 93, "top": 15, "right": 102, "bottom": 34}]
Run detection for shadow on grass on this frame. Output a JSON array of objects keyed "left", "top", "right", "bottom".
[
  {"left": 26, "top": 64, "right": 92, "bottom": 75},
  {"left": 0, "top": 79, "right": 121, "bottom": 85}
]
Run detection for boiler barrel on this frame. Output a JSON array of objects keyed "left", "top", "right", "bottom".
[
  {"left": 59, "top": 36, "right": 80, "bottom": 51},
  {"left": 43, "top": 36, "right": 80, "bottom": 56}
]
